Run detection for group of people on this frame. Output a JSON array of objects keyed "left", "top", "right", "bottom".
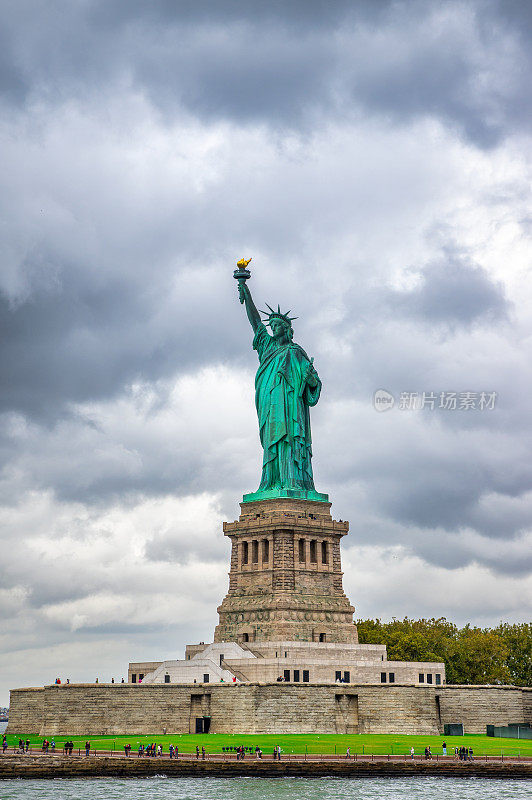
[
  {"left": 233, "top": 745, "right": 263, "bottom": 759},
  {"left": 63, "top": 741, "right": 75, "bottom": 754},
  {"left": 456, "top": 746, "right": 474, "bottom": 760},
  {"left": 41, "top": 739, "right": 55, "bottom": 752},
  {"left": 8, "top": 738, "right": 58, "bottom": 754},
  {"left": 195, "top": 745, "right": 207, "bottom": 759},
  {"left": 409, "top": 743, "right": 444, "bottom": 759},
  {"left": 408, "top": 742, "right": 473, "bottom": 761},
  {"left": 137, "top": 743, "right": 162, "bottom": 757}
]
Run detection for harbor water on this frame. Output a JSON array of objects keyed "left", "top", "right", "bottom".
[{"left": 0, "top": 776, "right": 530, "bottom": 799}]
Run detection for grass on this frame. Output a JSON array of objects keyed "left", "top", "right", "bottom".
[{"left": 4, "top": 733, "right": 532, "bottom": 757}]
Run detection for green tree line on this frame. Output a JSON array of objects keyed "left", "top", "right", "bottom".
[{"left": 356, "top": 618, "right": 531, "bottom": 686}]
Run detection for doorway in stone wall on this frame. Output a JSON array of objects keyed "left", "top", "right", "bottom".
[
  {"left": 189, "top": 693, "right": 211, "bottom": 733},
  {"left": 334, "top": 693, "right": 359, "bottom": 734}
]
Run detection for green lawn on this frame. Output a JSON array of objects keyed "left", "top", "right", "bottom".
[{"left": 4, "top": 733, "right": 532, "bottom": 757}]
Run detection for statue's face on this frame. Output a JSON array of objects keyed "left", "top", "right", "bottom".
[{"left": 270, "top": 318, "right": 289, "bottom": 342}]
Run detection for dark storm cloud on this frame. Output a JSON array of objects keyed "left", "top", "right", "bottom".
[
  {"left": 0, "top": 261, "right": 248, "bottom": 422},
  {"left": 0, "top": 27, "right": 28, "bottom": 102},
  {"left": 389, "top": 253, "right": 509, "bottom": 326},
  {"left": 1, "top": 0, "right": 531, "bottom": 144}
]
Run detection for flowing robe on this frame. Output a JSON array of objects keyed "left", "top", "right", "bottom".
[{"left": 253, "top": 323, "right": 321, "bottom": 491}]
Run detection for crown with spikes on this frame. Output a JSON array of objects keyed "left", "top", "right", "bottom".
[{"left": 260, "top": 303, "right": 298, "bottom": 328}]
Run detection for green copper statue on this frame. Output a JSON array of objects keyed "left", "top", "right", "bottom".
[{"left": 234, "top": 260, "right": 328, "bottom": 503}]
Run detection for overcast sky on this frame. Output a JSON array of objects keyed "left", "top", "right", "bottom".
[{"left": 1, "top": 0, "right": 532, "bottom": 706}]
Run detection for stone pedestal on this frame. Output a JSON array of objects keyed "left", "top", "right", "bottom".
[{"left": 214, "top": 497, "right": 357, "bottom": 644}]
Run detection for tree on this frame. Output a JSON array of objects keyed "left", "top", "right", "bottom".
[
  {"left": 356, "top": 617, "right": 528, "bottom": 685},
  {"left": 494, "top": 623, "right": 532, "bottom": 686},
  {"left": 446, "top": 626, "right": 509, "bottom": 685}
]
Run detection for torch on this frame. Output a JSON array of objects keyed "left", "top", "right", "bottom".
[{"left": 233, "top": 257, "right": 252, "bottom": 303}]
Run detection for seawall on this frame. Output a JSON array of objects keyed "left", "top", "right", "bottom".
[{"left": 1, "top": 754, "right": 531, "bottom": 779}]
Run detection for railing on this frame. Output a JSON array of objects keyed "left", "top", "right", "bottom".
[{"left": 3, "top": 747, "right": 531, "bottom": 763}]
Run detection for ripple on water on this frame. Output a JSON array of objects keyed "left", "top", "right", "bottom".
[{"left": 0, "top": 777, "right": 531, "bottom": 800}]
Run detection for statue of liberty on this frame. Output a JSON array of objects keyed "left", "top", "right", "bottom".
[{"left": 235, "top": 261, "right": 328, "bottom": 503}]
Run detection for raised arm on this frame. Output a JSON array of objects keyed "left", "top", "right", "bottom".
[{"left": 238, "top": 282, "right": 261, "bottom": 333}]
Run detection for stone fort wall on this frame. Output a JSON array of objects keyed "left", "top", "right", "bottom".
[{"left": 7, "top": 683, "right": 530, "bottom": 737}]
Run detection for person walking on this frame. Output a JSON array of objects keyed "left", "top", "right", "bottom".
[
  {"left": 345, "top": 747, "right": 350, "bottom": 758},
  {"left": 196, "top": 745, "right": 199, "bottom": 760},
  {"left": 85, "top": 741, "right": 90, "bottom": 757},
  {"left": 201, "top": 746, "right": 206, "bottom": 760},
  {"left": 410, "top": 746, "right": 415, "bottom": 759},
  {"left": 442, "top": 741, "right": 447, "bottom": 756}
]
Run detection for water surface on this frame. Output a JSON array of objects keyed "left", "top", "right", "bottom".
[{"left": 0, "top": 777, "right": 530, "bottom": 800}]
